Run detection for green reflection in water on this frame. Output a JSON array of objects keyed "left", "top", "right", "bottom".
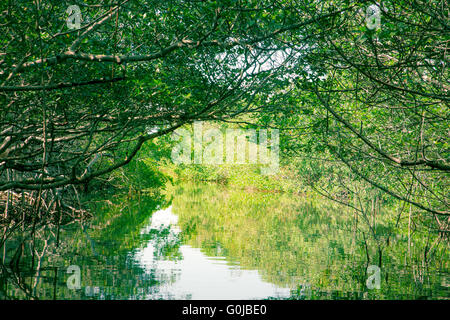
[
  {"left": 0, "top": 183, "right": 448, "bottom": 300},
  {"left": 171, "top": 183, "right": 448, "bottom": 299}
]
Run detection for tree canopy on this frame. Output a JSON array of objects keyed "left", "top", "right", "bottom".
[{"left": 0, "top": 0, "right": 448, "bottom": 221}]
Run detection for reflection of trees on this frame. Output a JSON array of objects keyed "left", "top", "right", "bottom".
[
  {"left": 1, "top": 182, "right": 446, "bottom": 299},
  {"left": 172, "top": 183, "right": 448, "bottom": 299},
  {"left": 0, "top": 190, "right": 183, "bottom": 299},
  {"left": 144, "top": 227, "right": 182, "bottom": 262}
]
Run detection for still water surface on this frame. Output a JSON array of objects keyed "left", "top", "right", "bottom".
[
  {"left": 135, "top": 206, "right": 291, "bottom": 299},
  {"left": 1, "top": 183, "right": 448, "bottom": 299}
]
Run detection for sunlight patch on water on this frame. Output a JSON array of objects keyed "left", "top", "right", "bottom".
[{"left": 134, "top": 206, "right": 292, "bottom": 299}]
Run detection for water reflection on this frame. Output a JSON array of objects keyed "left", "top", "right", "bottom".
[
  {"left": 0, "top": 183, "right": 448, "bottom": 300},
  {"left": 135, "top": 206, "right": 291, "bottom": 299}
]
